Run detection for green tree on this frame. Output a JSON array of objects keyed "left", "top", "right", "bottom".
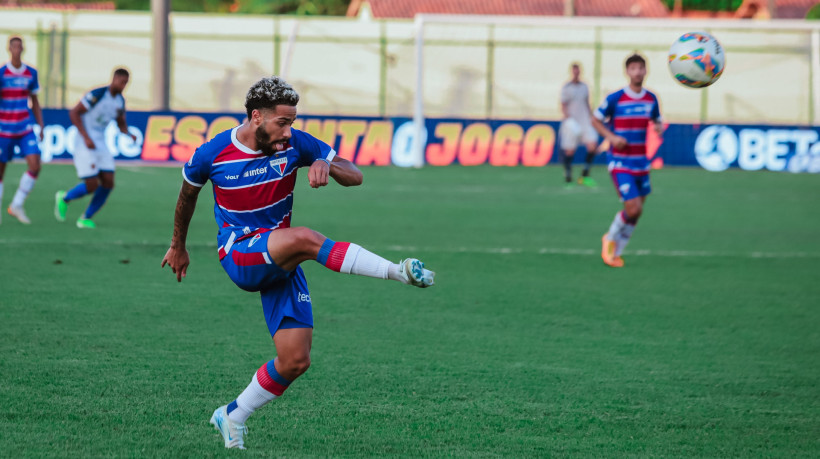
[{"left": 808, "top": 3, "right": 820, "bottom": 19}]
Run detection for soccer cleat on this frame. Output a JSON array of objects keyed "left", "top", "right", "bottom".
[
  {"left": 601, "top": 234, "right": 623, "bottom": 268},
  {"left": 55, "top": 191, "right": 68, "bottom": 222},
  {"left": 76, "top": 217, "right": 96, "bottom": 229},
  {"left": 210, "top": 405, "right": 248, "bottom": 450},
  {"left": 7, "top": 205, "right": 31, "bottom": 224},
  {"left": 399, "top": 258, "right": 435, "bottom": 288},
  {"left": 578, "top": 176, "right": 598, "bottom": 188}
]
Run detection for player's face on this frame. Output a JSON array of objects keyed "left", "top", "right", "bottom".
[
  {"left": 254, "top": 105, "right": 296, "bottom": 156},
  {"left": 8, "top": 39, "right": 23, "bottom": 59},
  {"left": 626, "top": 62, "right": 646, "bottom": 86},
  {"left": 571, "top": 65, "right": 580, "bottom": 80},
  {"left": 110, "top": 75, "right": 129, "bottom": 94}
]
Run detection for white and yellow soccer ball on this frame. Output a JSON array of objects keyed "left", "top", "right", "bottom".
[{"left": 668, "top": 32, "right": 725, "bottom": 88}]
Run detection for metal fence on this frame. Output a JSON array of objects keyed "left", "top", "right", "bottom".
[{"left": 1, "top": 9, "right": 818, "bottom": 125}]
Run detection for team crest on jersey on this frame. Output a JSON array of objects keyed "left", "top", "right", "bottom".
[{"left": 269, "top": 157, "right": 288, "bottom": 176}]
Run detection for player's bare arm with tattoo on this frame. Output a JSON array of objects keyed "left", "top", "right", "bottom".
[{"left": 161, "top": 182, "right": 202, "bottom": 282}]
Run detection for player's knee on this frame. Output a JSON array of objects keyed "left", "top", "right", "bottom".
[
  {"left": 102, "top": 178, "right": 115, "bottom": 189},
  {"left": 85, "top": 180, "right": 99, "bottom": 193},
  {"left": 281, "top": 354, "right": 311, "bottom": 377},
  {"left": 291, "top": 227, "right": 323, "bottom": 251},
  {"left": 625, "top": 204, "right": 642, "bottom": 220}
]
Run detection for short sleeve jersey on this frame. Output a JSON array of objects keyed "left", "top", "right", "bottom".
[
  {"left": 80, "top": 86, "right": 125, "bottom": 138},
  {"left": 0, "top": 62, "right": 39, "bottom": 137},
  {"left": 183, "top": 125, "right": 336, "bottom": 241},
  {"left": 560, "top": 81, "right": 591, "bottom": 125},
  {"left": 594, "top": 87, "right": 661, "bottom": 174}
]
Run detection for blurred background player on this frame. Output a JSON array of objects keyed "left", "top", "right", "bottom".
[
  {"left": 160, "top": 76, "right": 435, "bottom": 450},
  {"left": 0, "top": 36, "right": 44, "bottom": 225},
  {"left": 55, "top": 68, "right": 135, "bottom": 229},
  {"left": 592, "top": 54, "right": 663, "bottom": 268},
  {"left": 558, "top": 62, "right": 599, "bottom": 188}
]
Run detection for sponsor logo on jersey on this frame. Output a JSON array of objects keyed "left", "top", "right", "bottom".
[
  {"left": 269, "top": 157, "right": 288, "bottom": 176},
  {"left": 224, "top": 174, "right": 239, "bottom": 180},
  {"left": 243, "top": 166, "right": 268, "bottom": 178},
  {"left": 248, "top": 233, "right": 261, "bottom": 248},
  {"left": 297, "top": 292, "right": 311, "bottom": 303}
]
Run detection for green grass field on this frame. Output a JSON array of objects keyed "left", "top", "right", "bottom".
[{"left": 1, "top": 162, "right": 819, "bottom": 457}]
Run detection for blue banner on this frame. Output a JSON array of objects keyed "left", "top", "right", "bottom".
[{"left": 7, "top": 109, "right": 818, "bottom": 173}]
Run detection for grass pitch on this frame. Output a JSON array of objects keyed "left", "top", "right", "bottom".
[{"left": 1, "top": 162, "right": 818, "bottom": 457}]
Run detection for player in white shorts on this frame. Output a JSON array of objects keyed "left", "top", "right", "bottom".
[
  {"left": 55, "top": 68, "right": 135, "bottom": 228},
  {"left": 558, "top": 62, "right": 600, "bottom": 188}
]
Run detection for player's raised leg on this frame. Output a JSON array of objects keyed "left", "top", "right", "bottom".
[{"left": 267, "top": 226, "right": 435, "bottom": 287}]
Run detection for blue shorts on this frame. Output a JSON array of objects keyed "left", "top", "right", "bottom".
[
  {"left": 0, "top": 131, "right": 41, "bottom": 162},
  {"left": 219, "top": 226, "right": 314, "bottom": 335},
  {"left": 610, "top": 171, "right": 651, "bottom": 202}
]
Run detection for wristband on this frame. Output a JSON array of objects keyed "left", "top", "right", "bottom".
[{"left": 316, "top": 158, "right": 331, "bottom": 167}]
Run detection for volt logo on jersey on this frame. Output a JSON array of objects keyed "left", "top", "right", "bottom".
[{"left": 269, "top": 157, "right": 288, "bottom": 176}]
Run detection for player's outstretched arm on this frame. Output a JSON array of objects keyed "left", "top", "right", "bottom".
[
  {"left": 307, "top": 156, "right": 362, "bottom": 189},
  {"left": 161, "top": 181, "right": 202, "bottom": 282},
  {"left": 328, "top": 156, "right": 362, "bottom": 187}
]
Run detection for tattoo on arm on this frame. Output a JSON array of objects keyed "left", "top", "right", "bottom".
[{"left": 171, "top": 182, "right": 201, "bottom": 248}]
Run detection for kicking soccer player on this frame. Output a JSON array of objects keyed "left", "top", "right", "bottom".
[
  {"left": 55, "top": 68, "right": 135, "bottom": 228},
  {"left": 558, "top": 62, "right": 599, "bottom": 188},
  {"left": 0, "top": 36, "right": 44, "bottom": 225},
  {"left": 591, "top": 54, "right": 663, "bottom": 268},
  {"left": 160, "top": 76, "right": 435, "bottom": 450}
]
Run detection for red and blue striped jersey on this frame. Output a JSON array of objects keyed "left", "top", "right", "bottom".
[
  {"left": 594, "top": 87, "right": 661, "bottom": 175},
  {"left": 183, "top": 125, "right": 336, "bottom": 237},
  {"left": 0, "top": 62, "right": 39, "bottom": 138}
]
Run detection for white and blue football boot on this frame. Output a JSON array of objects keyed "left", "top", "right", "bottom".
[
  {"left": 209, "top": 405, "right": 248, "bottom": 449},
  {"left": 399, "top": 258, "right": 435, "bottom": 288}
]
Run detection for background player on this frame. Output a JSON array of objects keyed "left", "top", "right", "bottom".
[
  {"left": 160, "top": 76, "right": 435, "bottom": 450},
  {"left": 591, "top": 54, "right": 663, "bottom": 267},
  {"left": 558, "top": 62, "right": 599, "bottom": 188},
  {"left": 55, "top": 68, "right": 135, "bottom": 228},
  {"left": 0, "top": 36, "right": 44, "bottom": 225}
]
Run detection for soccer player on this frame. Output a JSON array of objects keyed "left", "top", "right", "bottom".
[
  {"left": 558, "top": 62, "right": 599, "bottom": 188},
  {"left": 160, "top": 76, "right": 435, "bottom": 450},
  {"left": 0, "top": 36, "right": 44, "bottom": 225},
  {"left": 55, "top": 68, "right": 135, "bottom": 228},
  {"left": 591, "top": 54, "right": 663, "bottom": 268}
]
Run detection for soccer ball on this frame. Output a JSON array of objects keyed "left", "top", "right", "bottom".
[{"left": 668, "top": 32, "right": 725, "bottom": 88}]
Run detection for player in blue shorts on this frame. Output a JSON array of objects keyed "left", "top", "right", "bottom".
[
  {"left": 591, "top": 54, "right": 663, "bottom": 267},
  {"left": 161, "top": 76, "right": 435, "bottom": 450},
  {"left": 54, "top": 68, "right": 135, "bottom": 228},
  {"left": 0, "top": 36, "right": 44, "bottom": 225}
]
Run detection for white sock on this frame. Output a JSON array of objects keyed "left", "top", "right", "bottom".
[
  {"left": 11, "top": 171, "right": 36, "bottom": 208},
  {"left": 614, "top": 223, "right": 636, "bottom": 257},
  {"left": 338, "top": 243, "right": 393, "bottom": 279},
  {"left": 229, "top": 373, "right": 278, "bottom": 424},
  {"left": 0, "top": 181, "right": 4, "bottom": 206},
  {"left": 607, "top": 211, "right": 626, "bottom": 241}
]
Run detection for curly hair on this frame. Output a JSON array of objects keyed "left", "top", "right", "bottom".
[{"left": 245, "top": 76, "right": 300, "bottom": 119}]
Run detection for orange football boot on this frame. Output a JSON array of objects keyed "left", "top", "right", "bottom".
[{"left": 601, "top": 234, "right": 624, "bottom": 268}]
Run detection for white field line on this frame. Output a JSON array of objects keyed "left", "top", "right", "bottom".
[{"left": 0, "top": 239, "right": 816, "bottom": 259}]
